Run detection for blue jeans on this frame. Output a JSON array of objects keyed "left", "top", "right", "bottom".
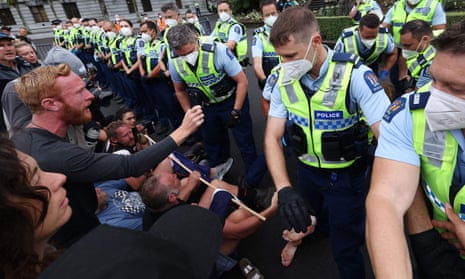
[{"left": 297, "top": 160, "right": 367, "bottom": 279}]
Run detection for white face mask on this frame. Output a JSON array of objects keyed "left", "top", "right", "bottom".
[
  {"left": 106, "top": 31, "right": 117, "bottom": 40},
  {"left": 165, "top": 18, "right": 178, "bottom": 27},
  {"left": 407, "top": 0, "right": 421, "bottom": 5},
  {"left": 361, "top": 38, "right": 376, "bottom": 49},
  {"left": 282, "top": 36, "right": 317, "bottom": 81},
  {"left": 120, "top": 27, "right": 132, "bottom": 36},
  {"left": 264, "top": 15, "right": 278, "bottom": 27},
  {"left": 73, "top": 23, "right": 80, "bottom": 28},
  {"left": 219, "top": 12, "right": 231, "bottom": 22},
  {"left": 424, "top": 86, "right": 465, "bottom": 132},
  {"left": 182, "top": 50, "right": 199, "bottom": 66},
  {"left": 402, "top": 38, "right": 423, "bottom": 60},
  {"left": 56, "top": 25, "right": 62, "bottom": 30},
  {"left": 91, "top": 26, "right": 100, "bottom": 33},
  {"left": 141, "top": 33, "right": 152, "bottom": 42},
  {"left": 187, "top": 18, "right": 195, "bottom": 24}
]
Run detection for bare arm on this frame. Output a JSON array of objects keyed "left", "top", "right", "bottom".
[
  {"left": 370, "top": 121, "right": 381, "bottom": 139},
  {"left": 172, "top": 81, "right": 191, "bottom": 112},
  {"left": 231, "top": 70, "right": 248, "bottom": 110},
  {"left": 264, "top": 116, "right": 291, "bottom": 191},
  {"left": 382, "top": 47, "right": 398, "bottom": 72},
  {"left": 224, "top": 40, "right": 236, "bottom": 51},
  {"left": 253, "top": 56, "right": 266, "bottom": 82},
  {"left": 366, "top": 157, "right": 420, "bottom": 278}
]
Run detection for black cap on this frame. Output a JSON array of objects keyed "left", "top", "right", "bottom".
[
  {"left": 38, "top": 205, "right": 223, "bottom": 279},
  {"left": 51, "top": 19, "right": 62, "bottom": 25},
  {"left": 1, "top": 25, "right": 11, "bottom": 31}
]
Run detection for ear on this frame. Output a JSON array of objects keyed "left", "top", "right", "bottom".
[
  {"left": 40, "top": 97, "right": 60, "bottom": 112},
  {"left": 313, "top": 34, "right": 322, "bottom": 45}
]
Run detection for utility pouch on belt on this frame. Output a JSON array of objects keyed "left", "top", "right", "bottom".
[
  {"left": 210, "top": 76, "right": 236, "bottom": 98},
  {"left": 187, "top": 88, "right": 207, "bottom": 107},
  {"left": 286, "top": 121, "right": 307, "bottom": 156},
  {"left": 321, "top": 121, "right": 369, "bottom": 161}
]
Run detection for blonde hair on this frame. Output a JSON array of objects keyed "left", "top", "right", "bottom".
[{"left": 15, "top": 64, "right": 71, "bottom": 113}]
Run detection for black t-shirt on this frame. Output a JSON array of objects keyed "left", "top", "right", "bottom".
[
  {"left": 142, "top": 201, "right": 185, "bottom": 231},
  {"left": 12, "top": 128, "right": 177, "bottom": 247}
]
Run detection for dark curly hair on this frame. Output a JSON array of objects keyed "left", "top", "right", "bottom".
[{"left": 0, "top": 137, "right": 50, "bottom": 279}]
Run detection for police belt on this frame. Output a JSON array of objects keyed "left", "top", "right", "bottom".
[
  {"left": 298, "top": 156, "right": 367, "bottom": 174},
  {"left": 204, "top": 88, "right": 236, "bottom": 106}
]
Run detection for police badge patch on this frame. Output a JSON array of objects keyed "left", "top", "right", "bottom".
[
  {"left": 383, "top": 97, "right": 406, "bottom": 123},
  {"left": 364, "top": 71, "right": 383, "bottom": 93}
]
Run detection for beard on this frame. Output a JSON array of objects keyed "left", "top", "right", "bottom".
[{"left": 61, "top": 100, "right": 92, "bottom": 125}]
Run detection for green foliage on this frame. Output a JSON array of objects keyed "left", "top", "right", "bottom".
[
  {"left": 446, "top": 12, "right": 465, "bottom": 26},
  {"left": 316, "top": 16, "right": 353, "bottom": 42}
]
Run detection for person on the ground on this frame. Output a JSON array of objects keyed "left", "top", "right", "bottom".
[
  {"left": 263, "top": 6, "right": 390, "bottom": 278},
  {"left": 366, "top": 19, "right": 465, "bottom": 278},
  {"left": 11, "top": 63, "right": 204, "bottom": 247},
  {"left": 140, "top": 171, "right": 277, "bottom": 276}
]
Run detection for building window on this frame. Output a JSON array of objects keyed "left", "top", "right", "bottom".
[
  {"left": 126, "top": 0, "right": 136, "bottom": 13},
  {"left": 141, "top": 0, "right": 152, "bottom": 12},
  {"left": 62, "top": 2, "right": 81, "bottom": 19},
  {"left": 29, "top": 5, "right": 49, "bottom": 23},
  {"left": 0, "top": 8, "right": 16, "bottom": 25}
]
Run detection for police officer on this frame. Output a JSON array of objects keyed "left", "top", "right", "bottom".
[
  {"left": 166, "top": 24, "right": 258, "bottom": 173},
  {"left": 367, "top": 20, "right": 465, "bottom": 278},
  {"left": 398, "top": 20, "right": 435, "bottom": 94},
  {"left": 252, "top": 0, "right": 280, "bottom": 117},
  {"left": 211, "top": 0, "right": 248, "bottom": 66},
  {"left": 335, "top": 13, "right": 396, "bottom": 80},
  {"left": 138, "top": 20, "right": 183, "bottom": 132},
  {"left": 51, "top": 19, "right": 65, "bottom": 47},
  {"left": 263, "top": 7, "right": 390, "bottom": 279},
  {"left": 348, "top": 0, "right": 383, "bottom": 24},
  {"left": 383, "top": 0, "right": 445, "bottom": 92}
]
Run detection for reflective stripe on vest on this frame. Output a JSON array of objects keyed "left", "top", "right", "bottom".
[
  {"left": 343, "top": 27, "right": 388, "bottom": 65},
  {"left": 391, "top": 0, "right": 437, "bottom": 45},
  {"left": 407, "top": 45, "right": 436, "bottom": 79},
  {"left": 279, "top": 55, "right": 359, "bottom": 168},
  {"left": 411, "top": 84, "right": 465, "bottom": 224},
  {"left": 173, "top": 38, "right": 234, "bottom": 103}
]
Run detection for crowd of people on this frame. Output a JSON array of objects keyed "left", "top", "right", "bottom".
[{"left": 0, "top": 0, "right": 464, "bottom": 278}]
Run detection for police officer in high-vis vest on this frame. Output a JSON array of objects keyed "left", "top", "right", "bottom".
[
  {"left": 252, "top": 0, "right": 280, "bottom": 117},
  {"left": 367, "top": 20, "right": 465, "bottom": 278},
  {"left": 348, "top": 0, "right": 383, "bottom": 24},
  {"left": 211, "top": 0, "right": 248, "bottom": 66},
  {"left": 138, "top": 21, "right": 183, "bottom": 131},
  {"left": 166, "top": 24, "right": 258, "bottom": 175},
  {"left": 382, "top": 0, "right": 445, "bottom": 93},
  {"left": 398, "top": 19, "right": 435, "bottom": 94},
  {"left": 263, "top": 7, "right": 390, "bottom": 279},
  {"left": 335, "top": 13, "right": 396, "bottom": 80}
]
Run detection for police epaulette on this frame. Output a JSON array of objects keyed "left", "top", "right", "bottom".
[
  {"left": 342, "top": 30, "right": 354, "bottom": 38},
  {"left": 200, "top": 37, "right": 217, "bottom": 52},
  {"left": 409, "top": 91, "right": 430, "bottom": 110},
  {"left": 254, "top": 27, "right": 265, "bottom": 34},
  {"left": 332, "top": 52, "right": 362, "bottom": 68},
  {"left": 379, "top": 27, "right": 389, "bottom": 33}
]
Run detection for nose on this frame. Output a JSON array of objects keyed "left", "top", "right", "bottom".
[
  {"left": 85, "top": 89, "right": 95, "bottom": 101},
  {"left": 45, "top": 172, "right": 67, "bottom": 192}
]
